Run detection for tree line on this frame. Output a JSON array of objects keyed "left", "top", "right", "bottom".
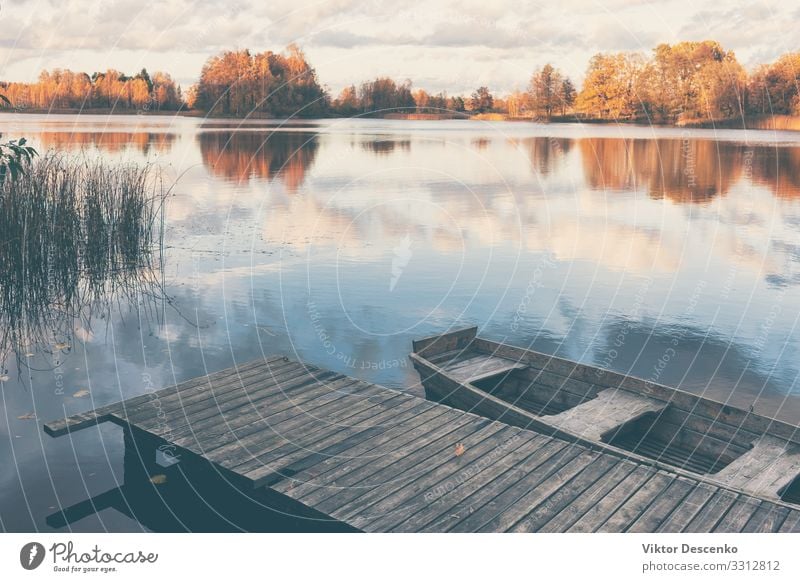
[
  {"left": 3, "top": 41, "right": 800, "bottom": 122},
  {"left": 0, "top": 69, "right": 182, "bottom": 111}
]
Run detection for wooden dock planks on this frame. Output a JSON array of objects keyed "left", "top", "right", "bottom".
[{"left": 44, "top": 355, "right": 800, "bottom": 533}]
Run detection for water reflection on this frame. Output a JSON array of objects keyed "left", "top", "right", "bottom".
[
  {"left": 2, "top": 116, "right": 800, "bottom": 532},
  {"left": 512, "top": 137, "right": 571, "bottom": 175},
  {"left": 37, "top": 131, "right": 176, "bottom": 154},
  {"left": 361, "top": 138, "right": 411, "bottom": 155},
  {"left": 0, "top": 156, "right": 167, "bottom": 367},
  {"left": 198, "top": 131, "right": 318, "bottom": 189},
  {"left": 578, "top": 138, "right": 800, "bottom": 201}
]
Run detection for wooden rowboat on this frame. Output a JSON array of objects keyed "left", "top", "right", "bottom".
[{"left": 410, "top": 327, "right": 800, "bottom": 506}]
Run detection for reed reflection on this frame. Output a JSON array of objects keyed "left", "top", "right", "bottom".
[
  {"left": 198, "top": 131, "right": 318, "bottom": 190},
  {"left": 0, "top": 156, "right": 167, "bottom": 368}
]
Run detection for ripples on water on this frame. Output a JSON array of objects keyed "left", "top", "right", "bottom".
[{"left": 1, "top": 114, "right": 799, "bottom": 531}]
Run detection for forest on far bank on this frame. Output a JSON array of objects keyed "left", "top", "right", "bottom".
[{"left": 2, "top": 41, "right": 800, "bottom": 124}]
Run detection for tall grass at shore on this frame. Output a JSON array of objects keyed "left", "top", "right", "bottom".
[{"left": 0, "top": 155, "right": 167, "bottom": 368}]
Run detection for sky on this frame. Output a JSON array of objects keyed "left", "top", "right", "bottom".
[{"left": 1, "top": 0, "right": 799, "bottom": 95}]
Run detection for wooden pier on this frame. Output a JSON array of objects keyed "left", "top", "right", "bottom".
[{"left": 44, "top": 356, "right": 800, "bottom": 532}]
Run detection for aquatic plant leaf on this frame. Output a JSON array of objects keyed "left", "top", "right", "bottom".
[
  {"left": 149, "top": 474, "right": 167, "bottom": 485},
  {"left": 17, "top": 412, "right": 37, "bottom": 420},
  {"left": 72, "top": 389, "right": 90, "bottom": 398}
]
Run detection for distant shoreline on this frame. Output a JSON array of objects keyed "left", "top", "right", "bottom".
[{"left": 2, "top": 108, "right": 799, "bottom": 131}]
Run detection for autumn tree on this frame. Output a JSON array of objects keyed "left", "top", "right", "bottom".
[
  {"left": 413, "top": 89, "right": 447, "bottom": 113},
  {"left": 647, "top": 41, "right": 746, "bottom": 121},
  {"left": 195, "top": 45, "right": 327, "bottom": 117},
  {"left": 427, "top": 92, "right": 448, "bottom": 111},
  {"left": 332, "top": 85, "right": 359, "bottom": 116},
  {"left": 528, "top": 64, "right": 563, "bottom": 119},
  {"left": 0, "top": 67, "right": 181, "bottom": 111},
  {"left": 447, "top": 95, "right": 466, "bottom": 113},
  {"left": 358, "top": 78, "right": 415, "bottom": 115},
  {"left": 413, "top": 89, "right": 430, "bottom": 112},
  {"left": 560, "top": 78, "right": 577, "bottom": 115},
  {"left": 503, "top": 91, "right": 523, "bottom": 117},
  {"left": 470, "top": 86, "right": 493, "bottom": 113},
  {"left": 577, "top": 53, "right": 647, "bottom": 119},
  {"left": 747, "top": 53, "right": 800, "bottom": 115}
]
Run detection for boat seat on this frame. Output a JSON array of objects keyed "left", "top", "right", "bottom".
[
  {"left": 712, "top": 436, "right": 800, "bottom": 501},
  {"left": 439, "top": 352, "right": 528, "bottom": 384},
  {"left": 547, "top": 387, "right": 667, "bottom": 441}
]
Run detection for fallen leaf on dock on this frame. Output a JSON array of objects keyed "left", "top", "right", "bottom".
[
  {"left": 72, "top": 389, "right": 90, "bottom": 398},
  {"left": 454, "top": 443, "right": 466, "bottom": 456},
  {"left": 149, "top": 474, "right": 168, "bottom": 485},
  {"left": 18, "top": 412, "right": 37, "bottom": 420}
]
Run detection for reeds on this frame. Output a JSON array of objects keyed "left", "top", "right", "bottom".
[{"left": 0, "top": 155, "right": 167, "bottom": 367}]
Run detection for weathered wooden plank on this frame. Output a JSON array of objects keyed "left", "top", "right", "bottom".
[
  {"left": 118, "top": 357, "right": 294, "bottom": 421},
  {"left": 321, "top": 419, "right": 494, "bottom": 521},
  {"left": 713, "top": 497, "right": 762, "bottom": 532},
  {"left": 508, "top": 454, "right": 619, "bottom": 532},
  {"left": 164, "top": 373, "right": 364, "bottom": 447},
  {"left": 191, "top": 377, "right": 392, "bottom": 455},
  {"left": 43, "top": 408, "right": 116, "bottom": 437},
  {"left": 210, "top": 386, "right": 405, "bottom": 471},
  {"left": 121, "top": 362, "right": 316, "bottom": 426},
  {"left": 682, "top": 489, "right": 739, "bottom": 532},
  {"left": 347, "top": 425, "right": 517, "bottom": 530},
  {"left": 778, "top": 510, "right": 800, "bottom": 532},
  {"left": 445, "top": 355, "right": 527, "bottom": 384},
  {"left": 441, "top": 353, "right": 495, "bottom": 373},
  {"left": 567, "top": 467, "right": 657, "bottom": 532},
  {"left": 272, "top": 403, "right": 456, "bottom": 497},
  {"left": 412, "top": 327, "right": 477, "bottom": 358},
  {"left": 141, "top": 373, "right": 360, "bottom": 445},
  {"left": 447, "top": 446, "right": 587, "bottom": 532},
  {"left": 244, "top": 409, "right": 477, "bottom": 494},
  {"left": 44, "top": 356, "right": 286, "bottom": 436},
  {"left": 286, "top": 409, "right": 473, "bottom": 508},
  {"left": 548, "top": 388, "right": 667, "bottom": 442},
  {"left": 626, "top": 476, "right": 695, "bottom": 532},
  {"left": 714, "top": 436, "right": 799, "bottom": 498},
  {"left": 741, "top": 502, "right": 790, "bottom": 533},
  {"left": 237, "top": 393, "right": 428, "bottom": 487},
  {"left": 656, "top": 482, "right": 717, "bottom": 532},
  {"left": 387, "top": 434, "right": 548, "bottom": 532},
  {"left": 429, "top": 348, "right": 478, "bottom": 366},
  {"left": 594, "top": 471, "right": 673, "bottom": 532},
  {"left": 369, "top": 431, "right": 537, "bottom": 532},
  {"left": 419, "top": 438, "right": 571, "bottom": 532},
  {"left": 537, "top": 460, "right": 638, "bottom": 533}
]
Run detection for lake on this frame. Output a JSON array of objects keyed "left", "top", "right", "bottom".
[{"left": 1, "top": 114, "right": 800, "bottom": 531}]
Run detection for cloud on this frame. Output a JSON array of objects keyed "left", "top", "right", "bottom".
[{"left": 310, "top": 30, "right": 380, "bottom": 49}]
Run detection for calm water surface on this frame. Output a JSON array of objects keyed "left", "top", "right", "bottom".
[{"left": 1, "top": 114, "right": 800, "bottom": 531}]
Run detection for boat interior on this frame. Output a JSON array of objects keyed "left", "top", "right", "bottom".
[{"left": 411, "top": 327, "right": 800, "bottom": 504}]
